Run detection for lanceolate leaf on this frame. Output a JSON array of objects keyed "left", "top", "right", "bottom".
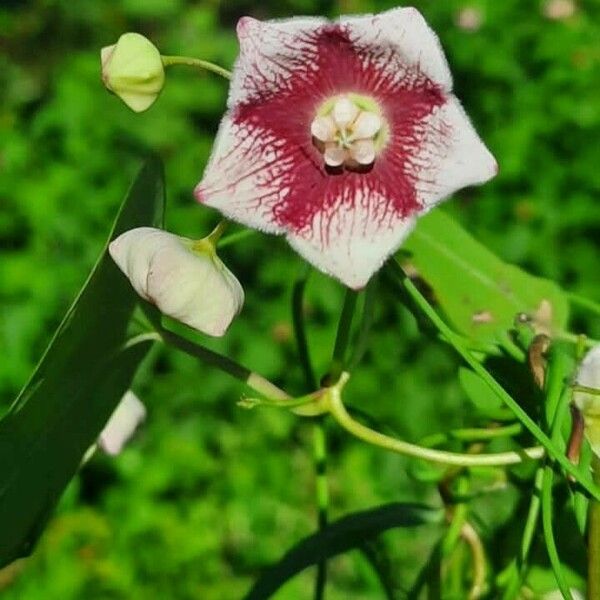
[
  {"left": 0, "top": 157, "right": 165, "bottom": 567},
  {"left": 403, "top": 210, "right": 569, "bottom": 346},
  {"left": 243, "top": 503, "right": 443, "bottom": 600}
]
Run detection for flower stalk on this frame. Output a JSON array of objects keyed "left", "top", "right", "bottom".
[{"left": 161, "top": 55, "right": 232, "bottom": 80}]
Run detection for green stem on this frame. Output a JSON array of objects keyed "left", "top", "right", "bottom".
[
  {"left": 328, "top": 289, "right": 358, "bottom": 383},
  {"left": 568, "top": 292, "right": 600, "bottom": 317},
  {"left": 218, "top": 228, "right": 257, "bottom": 248},
  {"left": 541, "top": 378, "right": 574, "bottom": 600},
  {"left": 327, "top": 384, "right": 543, "bottom": 467},
  {"left": 161, "top": 55, "right": 232, "bottom": 79},
  {"left": 589, "top": 456, "right": 600, "bottom": 600},
  {"left": 313, "top": 419, "right": 328, "bottom": 600},
  {"left": 206, "top": 219, "right": 228, "bottom": 246},
  {"left": 420, "top": 423, "right": 523, "bottom": 447},
  {"left": 348, "top": 279, "right": 378, "bottom": 370},
  {"left": 461, "top": 522, "right": 487, "bottom": 599},
  {"left": 291, "top": 269, "right": 327, "bottom": 600},
  {"left": 391, "top": 261, "right": 600, "bottom": 500},
  {"left": 292, "top": 268, "right": 318, "bottom": 389}
]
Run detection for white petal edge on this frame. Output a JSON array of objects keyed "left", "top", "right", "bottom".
[
  {"left": 411, "top": 96, "right": 497, "bottom": 209},
  {"left": 288, "top": 193, "right": 417, "bottom": 289},
  {"left": 195, "top": 115, "right": 289, "bottom": 235},
  {"left": 343, "top": 7, "right": 453, "bottom": 92},
  {"left": 98, "top": 391, "right": 146, "bottom": 456},
  {"left": 230, "top": 15, "right": 328, "bottom": 107}
]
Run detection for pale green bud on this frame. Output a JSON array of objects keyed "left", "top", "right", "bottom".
[
  {"left": 101, "top": 32, "right": 165, "bottom": 112},
  {"left": 109, "top": 227, "right": 244, "bottom": 336}
]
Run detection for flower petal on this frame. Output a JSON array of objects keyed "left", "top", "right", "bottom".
[
  {"left": 344, "top": 7, "right": 453, "bottom": 92},
  {"left": 98, "top": 391, "right": 146, "bottom": 456},
  {"left": 288, "top": 188, "right": 416, "bottom": 289},
  {"left": 230, "top": 16, "right": 328, "bottom": 107},
  {"left": 409, "top": 96, "right": 498, "bottom": 208}
]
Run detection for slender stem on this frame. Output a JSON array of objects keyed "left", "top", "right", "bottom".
[
  {"left": 160, "top": 55, "right": 232, "bottom": 79},
  {"left": 541, "top": 379, "right": 574, "bottom": 600},
  {"left": 292, "top": 267, "right": 318, "bottom": 389},
  {"left": 348, "top": 279, "right": 378, "bottom": 370},
  {"left": 420, "top": 423, "right": 523, "bottom": 447},
  {"left": 391, "top": 261, "right": 600, "bottom": 499},
  {"left": 461, "top": 522, "right": 487, "bottom": 599},
  {"left": 557, "top": 331, "right": 600, "bottom": 349},
  {"left": 206, "top": 219, "right": 228, "bottom": 246},
  {"left": 313, "top": 419, "right": 328, "bottom": 600},
  {"left": 327, "top": 389, "right": 544, "bottom": 467},
  {"left": 589, "top": 456, "right": 600, "bottom": 600},
  {"left": 218, "top": 228, "right": 257, "bottom": 248},
  {"left": 328, "top": 289, "right": 358, "bottom": 383},
  {"left": 291, "top": 269, "right": 327, "bottom": 600},
  {"left": 568, "top": 292, "right": 600, "bottom": 317},
  {"left": 498, "top": 467, "right": 545, "bottom": 599}
]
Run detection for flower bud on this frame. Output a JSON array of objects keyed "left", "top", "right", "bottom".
[
  {"left": 99, "top": 391, "right": 146, "bottom": 456},
  {"left": 109, "top": 227, "right": 244, "bottom": 336},
  {"left": 573, "top": 345, "right": 600, "bottom": 457},
  {"left": 101, "top": 32, "right": 165, "bottom": 112}
]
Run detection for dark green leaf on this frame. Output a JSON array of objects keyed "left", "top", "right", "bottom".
[
  {"left": 0, "top": 157, "right": 164, "bottom": 567},
  {"left": 403, "top": 211, "right": 569, "bottom": 346},
  {"left": 244, "top": 503, "right": 443, "bottom": 600}
]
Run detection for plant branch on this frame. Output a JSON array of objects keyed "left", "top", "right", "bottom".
[{"left": 390, "top": 260, "right": 600, "bottom": 499}]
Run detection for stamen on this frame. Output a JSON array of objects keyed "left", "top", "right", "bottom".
[
  {"left": 332, "top": 97, "right": 360, "bottom": 129},
  {"left": 324, "top": 143, "right": 347, "bottom": 167},
  {"left": 350, "top": 112, "right": 382, "bottom": 141},
  {"left": 311, "top": 115, "right": 337, "bottom": 143},
  {"left": 311, "top": 94, "right": 385, "bottom": 170}
]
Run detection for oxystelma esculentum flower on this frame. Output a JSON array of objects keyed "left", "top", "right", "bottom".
[
  {"left": 574, "top": 345, "right": 600, "bottom": 457},
  {"left": 101, "top": 33, "right": 165, "bottom": 112},
  {"left": 109, "top": 227, "right": 244, "bottom": 336},
  {"left": 98, "top": 391, "right": 146, "bottom": 456},
  {"left": 195, "top": 8, "right": 497, "bottom": 289}
]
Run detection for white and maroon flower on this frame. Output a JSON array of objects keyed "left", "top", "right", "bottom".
[{"left": 195, "top": 8, "right": 497, "bottom": 289}]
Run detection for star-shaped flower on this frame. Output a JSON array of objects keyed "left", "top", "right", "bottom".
[{"left": 195, "top": 8, "right": 497, "bottom": 288}]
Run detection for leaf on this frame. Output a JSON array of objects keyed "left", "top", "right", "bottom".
[
  {"left": 243, "top": 503, "right": 443, "bottom": 600},
  {"left": 0, "top": 157, "right": 165, "bottom": 567},
  {"left": 459, "top": 367, "right": 515, "bottom": 421},
  {"left": 403, "top": 210, "right": 569, "bottom": 346}
]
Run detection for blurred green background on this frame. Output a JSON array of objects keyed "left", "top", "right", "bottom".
[{"left": 1, "top": 0, "right": 599, "bottom": 598}]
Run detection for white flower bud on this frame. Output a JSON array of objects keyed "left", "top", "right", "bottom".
[
  {"left": 101, "top": 32, "right": 165, "bottom": 112},
  {"left": 109, "top": 227, "right": 244, "bottom": 336},
  {"left": 98, "top": 391, "right": 146, "bottom": 456},
  {"left": 574, "top": 345, "right": 600, "bottom": 457}
]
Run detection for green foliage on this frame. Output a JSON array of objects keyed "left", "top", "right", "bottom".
[
  {"left": 0, "top": 159, "right": 164, "bottom": 567},
  {"left": 1, "top": 0, "right": 599, "bottom": 598},
  {"left": 404, "top": 210, "right": 569, "bottom": 347}
]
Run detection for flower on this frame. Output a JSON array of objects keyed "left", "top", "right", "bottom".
[
  {"left": 574, "top": 345, "right": 600, "bottom": 457},
  {"left": 195, "top": 8, "right": 497, "bottom": 289},
  {"left": 98, "top": 391, "right": 146, "bottom": 456},
  {"left": 101, "top": 32, "right": 165, "bottom": 112},
  {"left": 109, "top": 227, "right": 244, "bottom": 336}
]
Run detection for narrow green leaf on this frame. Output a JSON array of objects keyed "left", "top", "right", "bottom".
[
  {"left": 244, "top": 503, "right": 443, "bottom": 600},
  {"left": 0, "top": 157, "right": 165, "bottom": 567},
  {"left": 403, "top": 210, "right": 569, "bottom": 346}
]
